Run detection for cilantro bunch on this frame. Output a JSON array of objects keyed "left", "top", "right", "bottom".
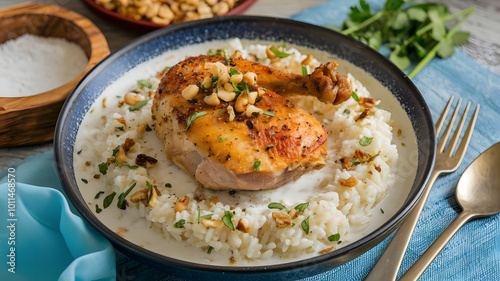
[{"left": 338, "top": 0, "right": 474, "bottom": 78}]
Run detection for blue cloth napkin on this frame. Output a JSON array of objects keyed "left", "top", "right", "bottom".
[
  {"left": 293, "top": 0, "right": 500, "bottom": 280},
  {"left": 0, "top": 152, "right": 116, "bottom": 281}
]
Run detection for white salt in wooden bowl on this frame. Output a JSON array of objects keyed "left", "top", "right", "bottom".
[{"left": 0, "top": 2, "right": 110, "bottom": 147}]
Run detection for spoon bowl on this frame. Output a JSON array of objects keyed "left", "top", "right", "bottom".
[
  {"left": 400, "top": 141, "right": 500, "bottom": 280},
  {"left": 456, "top": 142, "right": 500, "bottom": 216}
]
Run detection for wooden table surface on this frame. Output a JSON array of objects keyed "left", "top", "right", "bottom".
[{"left": 0, "top": 0, "right": 499, "bottom": 168}]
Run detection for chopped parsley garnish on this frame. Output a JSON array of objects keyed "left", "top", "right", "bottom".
[
  {"left": 268, "top": 202, "right": 289, "bottom": 213},
  {"left": 211, "top": 76, "right": 219, "bottom": 88},
  {"left": 174, "top": 219, "right": 186, "bottom": 228},
  {"left": 103, "top": 192, "right": 116, "bottom": 209},
  {"left": 229, "top": 67, "right": 240, "bottom": 76},
  {"left": 263, "top": 111, "right": 275, "bottom": 117},
  {"left": 197, "top": 81, "right": 209, "bottom": 92},
  {"left": 145, "top": 124, "right": 152, "bottom": 131},
  {"left": 128, "top": 99, "right": 149, "bottom": 111},
  {"left": 146, "top": 181, "right": 152, "bottom": 189},
  {"left": 218, "top": 137, "right": 224, "bottom": 143},
  {"left": 266, "top": 144, "right": 274, "bottom": 151},
  {"left": 222, "top": 211, "right": 235, "bottom": 231},
  {"left": 95, "top": 191, "right": 105, "bottom": 199},
  {"left": 352, "top": 161, "right": 361, "bottom": 166},
  {"left": 117, "top": 182, "right": 136, "bottom": 209},
  {"left": 343, "top": 109, "right": 351, "bottom": 114},
  {"left": 380, "top": 208, "right": 385, "bottom": 214},
  {"left": 95, "top": 204, "right": 102, "bottom": 214},
  {"left": 201, "top": 214, "right": 213, "bottom": 219},
  {"left": 98, "top": 162, "right": 109, "bottom": 175},
  {"left": 269, "top": 46, "right": 290, "bottom": 58},
  {"left": 230, "top": 81, "right": 243, "bottom": 94},
  {"left": 302, "top": 65, "right": 308, "bottom": 75},
  {"left": 77, "top": 149, "right": 82, "bottom": 154},
  {"left": 112, "top": 145, "right": 139, "bottom": 169},
  {"left": 328, "top": 233, "right": 341, "bottom": 242},
  {"left": 294, "top": 203, "right": 309, "bottom": 212},
  {"left": 359, "top": 136, "right": 374, "bottom": 146},
  {"left": 185, "top": 111, "right": 207, "bottom": 131},
  {"left": 116, "top": 126, "right": 124, "bottom": 131},
  {"left": 137, "top": 80, "right": 152, "bottom": 89},
  {"left": 165, "top": 183, "right": 172, "bottom": 188},
  {"left": 254, "top": 160, "right": 261, "bottom": 171},
  {"left": 301, "top": 216, "right": 310, "bottom": 234},
  {"left": 281, "top": 40, "right": 286, "bottom": 48},
  {"left": 81, "top": 178, "right": 88, "bottom": 184},
  {"left": 375, "top": 104, "right": 390, "bottom": 111},
  {"left": 351, "top": 91, "right": 359, "bottom": 102},
  {"left": 207, "top": 246, "right": 214, "bottom": 254}
]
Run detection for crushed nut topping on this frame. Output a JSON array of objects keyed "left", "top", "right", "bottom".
[
  {"left": 355, "top": 108, "right": 372, "bottom": 122},
  {"left": 272, "top": 212, "right": 292, "bottom": 228},
  {"left": 130, "top": 188, "right": 149, "bottom": 203},
  {"left": 236, "top": 218, "right": 250, "bottom": 233},
  {"left": 339, "top": 175, "right": 358, "bottom": 187},
  {"left": 201, "top": 218, "right": 223, "bottom": 228},
  {"left": 135, "top": 154, "right": 158, "bottom": 168},
  {"left": 358, "top": 97, "right": 377, "bottom": 109},
  {"left": 319, "top": 246, "right": 334, "bottom": 255},
  {"left": 175, "top": 195, "right": 190, "bottom": 212}
]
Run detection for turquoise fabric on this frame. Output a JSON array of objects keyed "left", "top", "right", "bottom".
[
  {"left": 0, "top": 152, "right": 116, "bottom": 281},
  {"left": 1, "top": 1, "right": 499, "bottom": 279}
]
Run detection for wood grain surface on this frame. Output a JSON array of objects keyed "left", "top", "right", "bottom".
[{"left": 0, "top": 0, "right": 498, "bottom": 168}]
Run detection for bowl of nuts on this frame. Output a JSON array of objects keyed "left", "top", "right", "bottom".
[{"left": 83, "top": 0, "right": 258, "bottom": 32}]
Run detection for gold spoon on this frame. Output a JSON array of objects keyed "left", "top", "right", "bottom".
[{"left": 399, "top": 142, "right": 500, "bottom": 281}]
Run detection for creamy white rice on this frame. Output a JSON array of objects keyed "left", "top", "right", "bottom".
[{"left": 74, "top": 39, "right": 398, "bottom": 265}]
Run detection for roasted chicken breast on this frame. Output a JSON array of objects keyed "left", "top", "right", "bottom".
[{"left": 152, "top": 54, "right": 352, "bottom": 190}]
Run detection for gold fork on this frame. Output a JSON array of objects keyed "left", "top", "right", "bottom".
[{"left": 364, "top": 96, "right": 480, "bottom": 281}]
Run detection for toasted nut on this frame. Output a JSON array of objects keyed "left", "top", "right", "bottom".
[
  {"left": 115, "top": 116, "right": 126, "bottom": 125},
  {"left": 227, "top": 105, "right": 235, "bottom": 121},
  {"left": 375, "top": 165, "right": 381, "bottom": 173},
  {"left": 272, "top": 212, "right": 292, "bottom": 228},
  {"left": 122, "top": 138, "right": 135, "bottom": 154},
  {"left": 124, "top": 93, "right": 143, "bottom": 105},
  {"left": 202, "top": 76, "right": 212, "bottom": 89},
  {"left": 319, "top": 246, "right": 334, "bottom": 255},
  {"left": 130, "top": 188, "right": 149, "bottom": 203},
  {"left": 148, "top": 186, "right": 158, "bottom": 208},
  {"left": 217, "top": 89, "right": 236, "bottom": 102},
  {"left": 116, "top": 146, "right": 127, "bottom": 164},
  {"left": 209, "top": 196, "right": 219, "bottom": 205},
  {"left": 290, "top": 208, "right": 299, "bottom": 219},
  {"left": 257, "top": 88, "right": 267, "bottom": 96},
  {"left": 354, "top": 149, "right": 369, "bottom": 162},
  {"left": 201, "top": 218, "right": 223, "bottom": 228},
  {"left": 339, "top": 175, "right": 358, "bottom": 187},
  {"left": 175, "top": 195, "right": 190, "bottom": 212},
  {"left": 137, "top": 123, "right": 148, "bottom": 134},
  {"left": 205, "top": 62, "right": 227, "bottom": 76},
  {"left": 183, "top": 11, "right": 199, "bottom": 22},
  {"left": 301, "top": 54, "right": 313, "bottom": 65},
  {"left": 223, "top": 82, "right": 234, "bottom": 92},
  {"left": 197, "top": 4, "right": 212, "bottom": 15},
  {"left": 158, "top": 4, "right": 174, "bottom": 19},
  {"left": 355, "top": 108, "right": 371, "bottom": 122},
  {"left": 182, "top": 84, "right": 199, "bottom": 100},
  {"left": 229, "top": 73, "right": 243, "bottom": 84},
  {"left": 339, "top": 157, "right": 352, "bottom": 170},
  {"left": 135, "top": 153, "right": 158, "bottom": 168},
  {"left": 247, "top": 91, "right": 258, "bottom": 105},
  {"left": 151, "top": 16, "right": 172, "bottom": 25},
  {"left": 245, "top": 105, "right": 263, "bottom": 117},
  {"left": 218, "top": 72, "right": 230, "bottom": 85},
  {"left": 206, "top": 0, "right": 217, "bottom": 5},
  {"left": 180, "top": 3, "right": 196, "bottom": 12},
  {"left": 212, "top": 1, "right": 229, "bottom": 15},
  {"left": 235, "top": 94, "right": 248, "bottom": 112},
  {"left": 359, "top": 97, "right": 377, "bottom": 109},
  {"left": 236, "top": 218, "right": 250, "bottom": 233},
  {"left": 243, "top": 72, "right": 257, "bottom": 85},
  {"left": 266, "top": 47, "right": 276, "bottom": 59},
  {"left": 145, "top": 2, "right": 160, "bottom": 19},
  {"left": 231, "top": 50, "right": 243, "bottom": 59},
  {"left": 204, "top": 92, "right": 220, "bottom": 106}
]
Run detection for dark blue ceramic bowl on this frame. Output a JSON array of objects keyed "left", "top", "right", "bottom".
[{"left": 55, "top": 16, "right": 436, "bottom": 280}]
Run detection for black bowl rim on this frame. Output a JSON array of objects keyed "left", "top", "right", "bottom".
[{"left": 55, "top": 15, "right": 436, "bottom": 276}]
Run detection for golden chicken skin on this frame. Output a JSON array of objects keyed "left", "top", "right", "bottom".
[{"left": 152, "top": 54, "right": 352, "bottom": 190}]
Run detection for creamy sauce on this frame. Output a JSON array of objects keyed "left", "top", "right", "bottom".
[{"left": 74, "top": 39, "right": 418, "bottom": 266}]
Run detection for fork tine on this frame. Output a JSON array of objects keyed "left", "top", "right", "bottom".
[
  {"left": 435, "top": 96, "right": 454, "bottom": 136},
  {"left": 452, "top": 104, "right": 480, "bottom": 163},
  {"left": 437, "top": 98, "right": 462, "bottom": 153},
  {"left": 444, "top": 101, "right": 471, "bottom": 157}
]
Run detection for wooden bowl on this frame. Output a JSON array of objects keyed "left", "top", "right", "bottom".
[{"left": 0, "top": 2, "right": 110, "bottom": 147}]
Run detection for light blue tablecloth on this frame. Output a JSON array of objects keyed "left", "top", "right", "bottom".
[{"left": 1, "top": 1, "right": 499, "bottom": 280}]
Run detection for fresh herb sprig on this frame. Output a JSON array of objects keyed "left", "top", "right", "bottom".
[{"left": 339, "top": 0, "right": 474, "bottom": 78}]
